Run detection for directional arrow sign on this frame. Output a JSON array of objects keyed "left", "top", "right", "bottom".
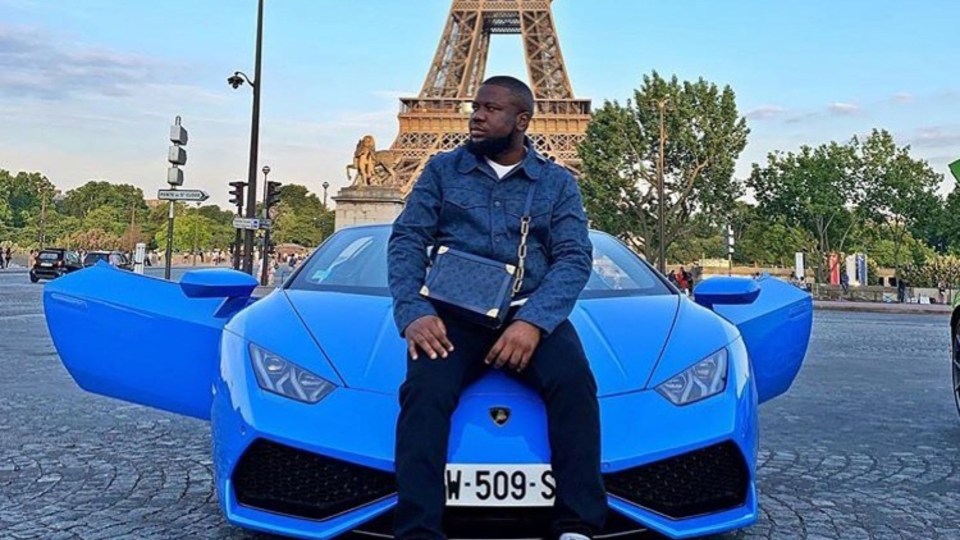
[
  {"left": 233, "top": 217, "right": 261, "bottom": 230},
  {"left": 158, "top": 189, "right": 209, "bottom": 202}
]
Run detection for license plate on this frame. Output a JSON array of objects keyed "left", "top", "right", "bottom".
[
  {"left": 445, "top": 464, "right": 555, "bottom": 507},
  {"left": 40, "top": 263, "right": 52, "bottom": 267}
]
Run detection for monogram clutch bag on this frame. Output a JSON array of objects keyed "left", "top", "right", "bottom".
[
  {"left": 420, "top": 246, "right": 517, "bottom": 329},
  {"left": 419, "top": 182, "right": 537, "bottom": 329}
]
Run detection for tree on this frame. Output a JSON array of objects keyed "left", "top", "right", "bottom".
[
  {"left": 579, "top": 71, "right": 749, "bottom": 263},
  {"left": 59, "top": 228, "right": 123, "bottom": 251},
  {"left": 857, "top": 129, "right": 943, "bottom": 280},
  {"left": 271, "top": 184, "right": 334, "bottom": 247},
  {"left": 83, "top": 205, "right": 127, "bottom": 237},
  {"left": 60, "top": 181, "right": 147, "bottom": 221},
  {"left": 0, "top": 170, "right": 57, "bottom": 230},
  {"left": 748, "top": 142, "right": 861, "bottom": 281},
  {"left": 153, "top": 211, "right": 215, "bottom": 253}
]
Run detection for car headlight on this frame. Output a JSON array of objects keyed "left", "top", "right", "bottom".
[
  {"left": 656, "top": 348, "right": 728, "bottom": 406},
  {"left": 249, "top": 343, "right": 336, "bottom": 404}
]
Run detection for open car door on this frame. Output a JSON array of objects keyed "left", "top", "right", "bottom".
[
  {"left": 702, "top": 276, "right": 813, "bottom": 404},
  {"left": 44, "top": 264, "right": 257, "bottom": 420}
]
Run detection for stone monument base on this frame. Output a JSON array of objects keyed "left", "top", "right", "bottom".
[{"left": 332, "top": 185, "right": 405, "bottom": 231}]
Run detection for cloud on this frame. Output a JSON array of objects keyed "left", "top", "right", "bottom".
[
  {"left": 827, "top": 102, "right": 861, "bottom": 116},
  {"left": 0, "top": 24, "right": 168, "bottom": 100},
  {"left": 892, "top": 92, "right": 913, "bottom": 104},
  {"left": 911, "top": 126, "right": 960, "bottom": 149},
  {"left": 745, "top": 105, "right": 786, "bottom": 121},
  {"left": 784, "top": 111, "right": 820, "bottom": 125}
]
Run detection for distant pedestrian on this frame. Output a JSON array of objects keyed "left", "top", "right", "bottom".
[
  {"left": 897, "top": 278, "right": 907, "bottom": 303},
  {"left": 3, "top": 247, "right": 11, "bottom": 269},
  {"left": 840, "top": 268, "right": 849, "bottom": 295}
]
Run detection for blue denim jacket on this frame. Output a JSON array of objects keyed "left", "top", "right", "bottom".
[{"left": 387, "top": 140, "right": 593, "bottom": 337}]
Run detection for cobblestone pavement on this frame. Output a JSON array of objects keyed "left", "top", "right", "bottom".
[{"left": 1, "top": 272, "right": 958, "bottom": 539}]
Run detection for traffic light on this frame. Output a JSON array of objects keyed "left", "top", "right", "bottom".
[
  {"left": 265, "top": 181, "right": 282, "bottom": 208},
  {"left": 229, "top": 181, "right": 247, "bottom": 209}
]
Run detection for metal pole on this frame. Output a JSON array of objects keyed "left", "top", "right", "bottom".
[
  {"left": 192, "top": 209, "right": 198, "bottom": 266},
  {"left": 38, "top": 188, "right": 47, "bottom": 249},
  {"left": 656, "top": 99, "right": 667, "bottom": 274},
  {"left": 242, "top": 0, "right": 264, "bottom": 275},
  {"left": 164, "top": 200, "right": 175, "bottom": 280},
  {"left": 232, "top": 224, "right": 242, "bottom": 270},
  {"left": 260, "top": 170, "right": 270, "bottom": 285}
]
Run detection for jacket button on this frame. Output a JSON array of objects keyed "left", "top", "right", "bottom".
[
  {"left": 495, "top": 236, "right": 503, "bottom": 243},
  {"left": 494, "top": 200, "right": 501, "bottom": 208}
]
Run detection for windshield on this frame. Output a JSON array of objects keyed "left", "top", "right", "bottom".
[
  {"left": 84, "top": 253, "right": 109, "bottom": 265},
  {"left": 288, "top": 226, "right": 672, "bottom": 298}
]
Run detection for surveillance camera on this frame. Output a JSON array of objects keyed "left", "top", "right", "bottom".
[{"left": 227, "top": 75, "right": 244, "bottom": 89}]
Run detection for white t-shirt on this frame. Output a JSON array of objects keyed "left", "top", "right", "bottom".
[{"left": 485, "top": 157, "right": 521, "bottom": 179}]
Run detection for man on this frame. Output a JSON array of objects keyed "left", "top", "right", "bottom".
[{"left": 388, "top": 76, "right": 605, "bottom": 540}]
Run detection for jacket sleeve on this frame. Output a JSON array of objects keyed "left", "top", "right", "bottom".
[
  {"left": 387, "top": 160, "right": 442, "bottom": 337},
  {"left": 513, "top": 175, "right": 593, "bottom": 336}
]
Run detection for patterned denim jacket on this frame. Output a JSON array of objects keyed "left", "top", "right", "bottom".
[{"left": 387, "top": 139, "right": 593, "bottom": 337}]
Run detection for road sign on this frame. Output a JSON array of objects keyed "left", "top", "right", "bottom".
[
  {"left": 158, "top": 189, "right": 208, "bottom": 202},
  {"left": 233, "top": 217, "right": 261, "bottom": 230},
  {"left": 259, "top": 218, "right": 272, "bottom": 230},
  {"left": 949, "top": 158, "right": 960, "bottom": 183}
]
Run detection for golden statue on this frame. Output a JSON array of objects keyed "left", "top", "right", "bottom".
[{"left": 346, "top": 135, "right": 400, "bottom": 187}]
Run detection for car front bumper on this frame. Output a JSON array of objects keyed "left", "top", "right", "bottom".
[{"left": 211, "top": 332, "right": 759, "bottom": 540}]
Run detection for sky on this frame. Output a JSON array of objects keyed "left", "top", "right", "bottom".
[{"left": 1, "top": 0, "right": 959, "bottom": 210}]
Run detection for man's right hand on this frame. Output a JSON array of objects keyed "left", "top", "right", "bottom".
[{"left": 404, "top": 315, "right": 454, "bottom": 361}]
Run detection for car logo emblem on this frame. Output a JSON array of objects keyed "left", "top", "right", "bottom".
[{"left": 490, "top": 407, "right": 510, "bottom": 427}]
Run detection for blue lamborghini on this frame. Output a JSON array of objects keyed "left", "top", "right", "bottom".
[{"left": 43, "top": 224, "right": 812, "bottom": 539}]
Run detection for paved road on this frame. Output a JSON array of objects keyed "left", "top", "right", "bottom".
[{"left": 0, "top": 272, "right": 958, "bottom": 539}]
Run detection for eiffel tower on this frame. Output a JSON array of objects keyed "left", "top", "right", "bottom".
[{"left": 390, "top": 0, "right": 591, "bottom": 193}]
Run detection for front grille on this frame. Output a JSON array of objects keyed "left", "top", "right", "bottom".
[
  {"left": 232, "top": 439, "right": 396, "bottom": 521},
  {"left": 355, "top": 507, "right": 645, "bottom": 539},
  {"left": 603, "top": 441, "right": 749, "bottom": 519}
]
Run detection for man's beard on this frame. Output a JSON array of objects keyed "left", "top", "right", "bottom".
[{"left": 466, "top": 131, "right": 514, "bottom": 158}]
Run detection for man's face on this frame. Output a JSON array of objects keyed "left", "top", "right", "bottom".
[{"left": 467, "top": 84, "right": 530, "bottom": 157}]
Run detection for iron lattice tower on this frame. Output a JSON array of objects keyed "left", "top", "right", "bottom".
[{"left": 390, "top": 0, "right": 591, "bottom": 193}]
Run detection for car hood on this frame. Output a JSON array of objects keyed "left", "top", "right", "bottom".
[{"left": 286, "top": 290, "right": 681, "bottom": 396}]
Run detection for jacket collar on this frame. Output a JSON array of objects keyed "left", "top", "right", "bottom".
[{"left": 456, "top": 136, "right": 546, "bottom": 180}]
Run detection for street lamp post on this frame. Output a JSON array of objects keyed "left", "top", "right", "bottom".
[
  {"left": 322, "top": 181, "right": 329, "bottom": 208},
  {"left": 654, "top": 97, "right": 670, "bottom": 275},
  {"left": 228, "top": 0, "right": 265, "bottom": 275}
]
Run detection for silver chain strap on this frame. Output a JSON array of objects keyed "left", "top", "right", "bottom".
[{"left": 512, "top": 216, "right": 531, "bottom": 296}]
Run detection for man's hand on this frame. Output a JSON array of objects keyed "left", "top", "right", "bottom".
[
  {"left": 404, "top": 315, "right": 454, "bottom": 361},
  {"left": 484, "top": 320, "right": 541, "bottom": 372}
]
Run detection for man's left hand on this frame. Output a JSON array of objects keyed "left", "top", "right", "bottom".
[{"left": 485, "top": 320, "right": 541, "bottom": 372}]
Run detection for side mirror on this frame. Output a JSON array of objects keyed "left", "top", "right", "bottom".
[
  {"left": 180, "top": 268, "right": 259, "bottom": 299},
  {"left": 693, "top": 277, "right": 761, "bottom": 310}
]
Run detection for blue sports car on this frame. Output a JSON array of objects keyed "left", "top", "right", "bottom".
[{"left": 43, "top": 225, "right": 812, "bottom": 539}]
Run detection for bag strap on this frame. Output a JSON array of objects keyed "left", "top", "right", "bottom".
[{"left": 512, "top": 182, "right": 537, "bottom": 296}]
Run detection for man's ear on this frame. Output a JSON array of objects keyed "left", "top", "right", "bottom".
[{"left": 516, "top": 111, "right": 532, "bottom": 132}]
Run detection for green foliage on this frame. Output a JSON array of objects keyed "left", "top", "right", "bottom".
[
  {"left": 748, "top": 129, "right": 941, "bottom": 281},
  {"left": 271, "top": 184, "right": 334, "bottom": 247},
  {"left": 60, "top": 181, "right": 148, "bottom": 220},
  {"left": 856, "top": 129, "right": 942, "bottom": 277},
  {"left": 579, "top": 71, "right": 749, "bottom": 262},
  {"left": 58, "top": 228, "right": 123, "bottom": 251},
  {"left": 83, "top": 205, "right": 127, "bottom": 236},
  {"left": 153, "top": 211, "right": 217, "bottom": 253},
  {"left": 0, "top": 170, "right": 57, "bottom": 232},
  {"left": 901, "top": 254, "right": 960, "bottom": 289}
]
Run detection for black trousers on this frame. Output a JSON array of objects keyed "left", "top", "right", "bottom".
[{"left": 394, "top": 312, "right": 607, "bottom": 539}]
